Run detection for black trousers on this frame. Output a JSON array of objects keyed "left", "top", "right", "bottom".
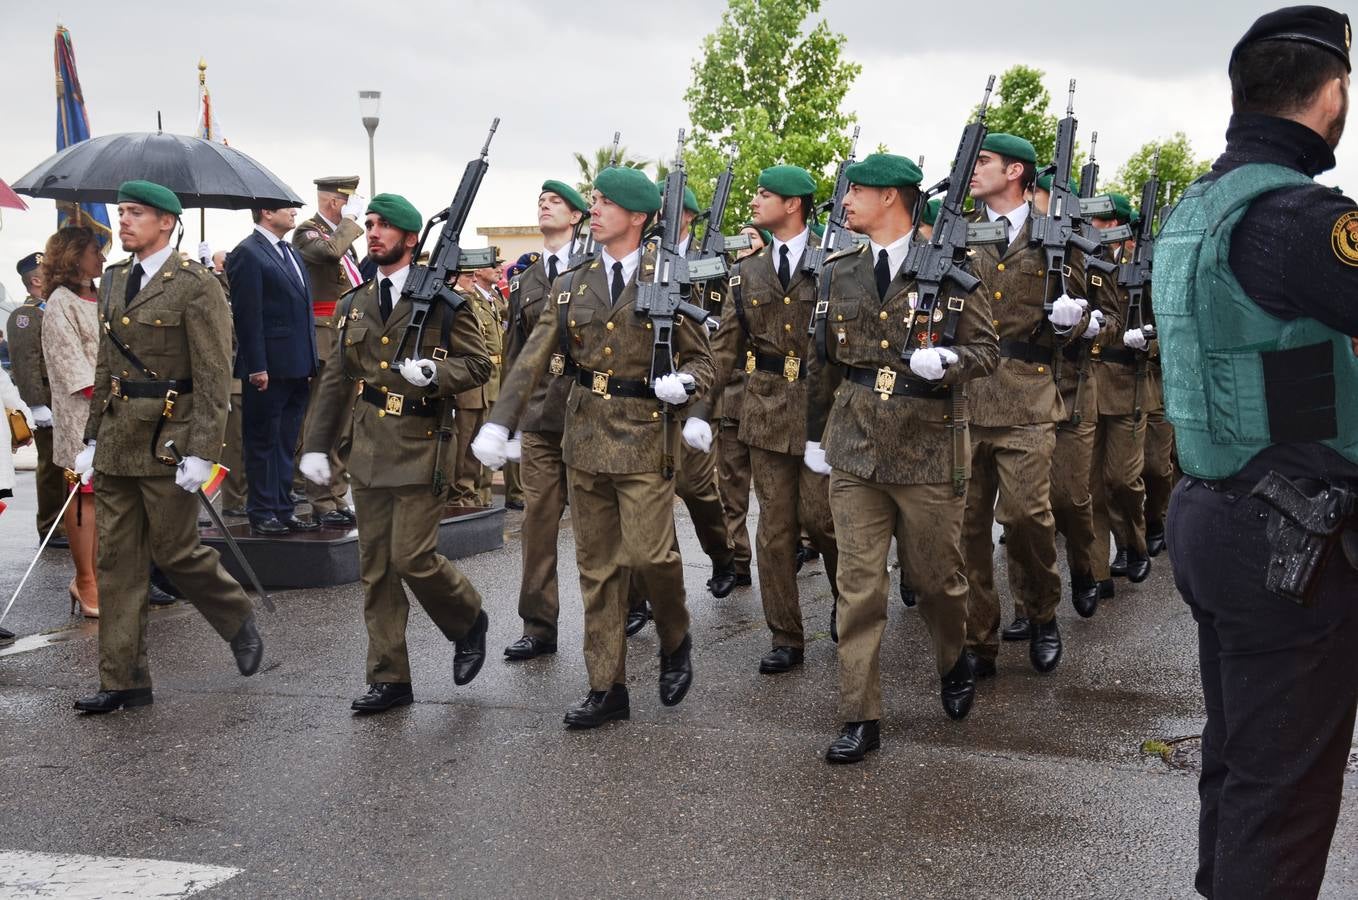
[
  {"left": 1168, "top": 476, "right": 1358, "bottom": 899},
  {"left": 242, "top": 376, "right": 310, "bottom": 523}
]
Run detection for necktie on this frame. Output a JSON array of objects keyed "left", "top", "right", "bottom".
[
  {"left": 875, "top": 249, "right": 891, "bottom": 301},
  {"left": 997, "top": 215, "right": 1012, "bottom": 244},
  {"left": 547, "top": 255, "right": 559, "bottom": 283},
  {"left": 125, "top": 263, "right": 144, "bottom": 307},
  {"left": 380, "top": 277, "right": 393, "bottom": 323},
  {"left": 277, "top": 241, "right": 303, "bottom": 291},
  {"left": 777, "top": 245, "right": 790, "bottom": 290},
  {"left": 610, "top": 262, "right": 624, "bottom": 304}
]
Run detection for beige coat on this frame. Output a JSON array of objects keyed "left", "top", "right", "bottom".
[{"left": 41, "top": 286, "right": 100, "bottom": 468}]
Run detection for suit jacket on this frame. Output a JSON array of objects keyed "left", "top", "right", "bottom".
[
  {"left": 490, "top": 247, "right": 715, "bottom": 476},
  {"left": 6, "top": 297, "right": 50, "bottom": 407},
  {"left": 226, "top": 230, "right": 318, "bottom": 380},
  {"left": 505, "top": 255, "right": 572, "bottom": 433},
  {"left": 86, "top": 255, "right": 234, "bottom": 474},
  {"left": 292, "top": 213, "right": 364, "bottom": 314}
]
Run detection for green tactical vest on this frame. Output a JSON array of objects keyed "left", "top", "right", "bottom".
[{"left": 1155, "top": 162, "right": 1358, "bottom": 479}]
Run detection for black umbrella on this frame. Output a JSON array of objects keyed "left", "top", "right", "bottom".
[{"left": 12, "top": 131, "right": 302, "bottom": 209}]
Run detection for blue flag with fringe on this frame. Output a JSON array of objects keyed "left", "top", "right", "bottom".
[{"left": 55, "top": 25, "right": 112, "bottom": 248}]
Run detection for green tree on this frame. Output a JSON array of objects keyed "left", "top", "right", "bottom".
[
  {"left": 970, "top": 66, "right": 1089, "bottom": 183},
  {"left": 1105, "top": 132, "right": 1212, "bottom": 217},
  {"left": 573, "top": 144, "right": 649, "bottom": 195},
  {"left": 682, "top": 0, "right": 861, "bottom": 230}
]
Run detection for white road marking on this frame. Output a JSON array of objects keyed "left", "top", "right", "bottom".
[{"left": 0, "top": 850, "right": 240, "bottom": 898}]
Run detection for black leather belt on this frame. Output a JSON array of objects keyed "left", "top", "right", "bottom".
[
  {"left": 110, "top": 376, "right": 192, "bottom": 399},
  {"left": 548, "top": 352, "right": 580, "bottom": 378},
  {"left": 1094, "top": 346, "right": 1138, "bottom": 366},
  {"left": 752, "top": 351, "right": 806, "bottom": 381},
  {"left": 844, "top": 365, "right": 946, "bottom": 398},
  {"left": 999, "top": 339, "right": 1055, "bottom": 365},
  {"left": 575, "top": 369, "right": 652, "bottom": 399},
  {"left": 360, "top": 383, "right": 436, "bottom": 417}
]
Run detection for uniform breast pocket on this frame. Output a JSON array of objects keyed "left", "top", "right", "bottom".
[{"left": 134, "top": 308, "right": 182, "bottom": 355}]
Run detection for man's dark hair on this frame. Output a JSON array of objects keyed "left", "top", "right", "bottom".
[
  {"left": 251, "top": 206, "right": 287, "bottom": 224},
  {"left": 897, "top": 185, "right": 921, "bottom": 220},
  {"left": 19, "top": 270, "right": 39, "bottom": 292},
  {"left": 999, "top": 156, "right": 1037, "bottom": 192},
  {"left": 1231, "top": 40, "right": 1348, "bottom": 115},
  {"left": 796, "top": 194, "right": 816, "bottom": 223}
]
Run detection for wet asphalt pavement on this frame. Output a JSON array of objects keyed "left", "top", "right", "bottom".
[{"left": 0, "top": 468, "right": 1354, "bottom": 898}]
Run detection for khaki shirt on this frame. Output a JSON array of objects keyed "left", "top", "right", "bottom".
[
  {"left": 6, "top": 297, "right": 50, "bottom": 407},
  {"left": 505, "top": 255, "right": 572, "bottom": 434},
  {"left": 292, "top": 213, "right": 364, "bottom": 313}
]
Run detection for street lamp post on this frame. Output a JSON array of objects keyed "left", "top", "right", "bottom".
[{"left": 359, "top": 90, "right": 381, "bottom": 195}]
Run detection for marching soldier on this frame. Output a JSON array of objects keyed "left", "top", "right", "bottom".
[
  {"left": 806, "top": 153, "right": 998, "bottom": 762},
  {"left": 452, "top": 265, "right": 505, "bottom": 506},
  {"left": 962, "top": 134, "right": 1094, "bottom": 678},
  {"left": 7, "top": 252, "right": 68, "bottom": 545},
  {"left": 688, "top": 165, "right": 839, "bottom": 674},
  {"left": 300, "top": 193, "right": 491, "bottom": 712},
  {"left": 71, "top": 180, "right": 263, "bottom": 713},
  {"left": 473, "top": 166, "right": 712, "bottom": 728},
  {"left": 292, "top": 175, "right": 366, "bottom": 528}
]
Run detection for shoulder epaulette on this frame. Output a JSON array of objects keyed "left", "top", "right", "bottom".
[{"left": 824, "top": 242, "right": 866, "bottom": 266}]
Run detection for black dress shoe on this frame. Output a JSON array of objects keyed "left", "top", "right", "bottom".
[
  {"left": 825, "top": 720, "right": 880, "bottom": 764},
  {"left": 148, "top": 583, "right": 177, "bottom": 607},
  {"left": 794, "top": 544, "right": 820, "bottom": 574},
  {"left": 708, "top": 565, "right": 738, "bottom": 599},
  {"left": 230, "top": 617, "right": 263, "bottom": 676},
  {"left": 1146, "top": 521, "right": 1166, "bottom": 557},
  {"left": 1029, "top": 618, "right": 1062, "bottom": 674},
  {"left": 453, "top": 610, "right": 489, "bottom": 685},
  {"left": 658, "top": 633, "right": 693, "bottom": 707},
  {"left": 564, "top": 684, "right": 630, "bottom": 728},
  {"left": 504, "top": 498, "right": 525, "bottom": 511},
  {"left": 900, "top": 579, "right": 916, "bottom": 608},
  {"left": 1001, "top": 617, "right": 1031, "bottom": 641},
  {"left": 1072, "top": 575, "right": 1099, "bottom": 618},
  {"left": 503, "top": 634, "right": 557, "bottom": 660},
  {"left": 829, "top": 600, "right": 839, "bottom": 644},
  {"left": 758, "top": 645, "right": 804, "bottom": 674},
  {"left": 625, "top": 601, "right": 652, "bottom": 637},
  {"left": 941, "top": 654, "right": 976, "bottom": 721},
  {"left": 48, "top": 535, "right": 70, "bottom": 549},
  {"left": 734, "top": 571, "right": 753, "bottom": 587},
  {"left": 221, "top": 506, "right": 248, "bottom": 518},
  {"left": 249, "top": 516, "right": 289, "bottom": 536},
  {"left": 351, "top": 682, "right": 414, "bottom": 712},
  {"left": 966, "top": 650, "right": 997, "bottom": 679},
  {"left": 1125, "top": 550, "right": 1152, "bottom": 583},
  {"left": 1098, "top": 578, "right": 1116, "bottom": 599},
  {"left": 282, "top": 515, "right": 320, "bottom": 533},
  {"left": 319, "top": 508, "right": 357, "bottom": 528},
  {"left": 74, "top": 687, "right": 153, "bottom": 713},
  {"left": 1110, "top": 548, "right": 1129, "bottom": 577},
  {"left": 0, "top": 626, "right": 14, "bottom": 644}
]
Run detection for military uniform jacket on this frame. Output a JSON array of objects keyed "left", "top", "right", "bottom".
[
  {"left": 489, "top": 248, "right": 715, "bottom": 476},
  {"left": 690, "top": 246, "right": 817, "bottom": 454},
  {"left": 694, "top": 272, "right": 742, "bottom": 422},
  {"left": 807, "top": 243, "right": 998, "bottom": 484},
  {"left": 1054, "top": 257, "right": 1124, "bottom": 423},
  {"left": 969, "top": 210, "right": 1092, "bottom": 427},
  {"left": 1092, "top": 243, "right": 1162, "bottom": 417},
  {"left": 85, "top": 256, "right": 234, "bottom": 476},
  {"left": 505, "top": 255, "right": 571, "bottom": 433},
  {"left": 6, "top": 297, "right": 51, "bottom": 407},
  {"left": 292, "top": 214, "right": 364, "bottom": 313},
  {"left": 455, "top": 287, "right": 503, "bottom": 411}
]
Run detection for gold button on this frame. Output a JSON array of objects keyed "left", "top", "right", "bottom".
[
  {"left": 836, "top": 314, "right": 844, "bottom": 321},
  {"left": 997, "top": 263, "right": 1006, "bottom": 272},
  {"left": 377, "top": 409, "right": 386, "bottom": 417},
  {"left": 380, "top": 385, "right": 389, "bottom": 393},
  {"left": 783, "top": 297, "right": 791, "bottom": 304},
  {"left": 606, "top": 369, "right": 614, "bottom": 376},
  {"left": 880, "top": 340, "right": 890, "bottom": 349},
  {"left": 154, "top": 319, "right": 162, "bottom": 325},
  {"left": 994, "top": 291, "right": 1002, "bottom": 300},
  {"left": 380, "top": 336, "right": 389, "bottom": 344},
  {"left": 345, "top": 339, "right": 353, "bottom": 346},
  {"left": 380, "top": 361, "right": 389, "bottom": 369},
  {"left": 603, "top": 347, "right": 612, "bottom": 355},
  {"left": 651, "top": 411, "right": 659, "bottom": 419},
  {"left": 751, "top": 299, "right": 759, "bottom": 306},
  {"left": 569, "top": 320, "right": 576, "bottom": 327},
  {"left": 1037, "top": 366, "right": 1046, "bottom": 374},
  {"left": 426, "top": 431, "right": 433, "bottom": 437},
  {"left": 122, "top": 371, "right": 129, "bottom": 377},
  {"left": 992, "top": 319, "right": 1000, "bottom": 327},
  {"left": 121, "top": 316, "right": 130, "bottom": 325},
  {"left": 646, "top": 323, "right": 652, "bottom": 330},
  {"left": 784, "top": 324, "right": 793, "bottom": 332},
  {"left": 879, "top": 311, "right": 888, "bottom": 320},
  {"left": 1038, "top": 270, "right": 1046, "bottom": 276},
  {"left": 606, "top": 322, "right": 615, "bottom": 331}
]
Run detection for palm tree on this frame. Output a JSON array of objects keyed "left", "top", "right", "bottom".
[{"left": 574, "top": 144, "right": 648, "bottom": 194}]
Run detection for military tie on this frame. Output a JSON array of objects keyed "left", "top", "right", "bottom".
[
  {"left": 125, "top": 263, "right": 144, "bottom": 307},
  {"left": 277, "top": 240, "right": 305, "bottom": 293},
  {"left": 547, "top": 255, "right": 559, "bottom": 283},
  {"left": 777, "top": 245, "right": 790, "bottom": 290},
  {"left": 997, "top": 215, "right": 1012, "bottom": 246},
  {"left": 379, "top": 277, "right": 394, "bottom": 323},
  {"left": 875, "top": 249, "right": 891, "bottom": 301},
  {"left": 610, "top": 261, "right": 624, "bottom": 304}
]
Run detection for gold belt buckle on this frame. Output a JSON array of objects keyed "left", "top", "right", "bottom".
[
  {"left": 591, "top": 371, "right": 609, "bottom": 396},
  {"left": 110, "top": 376, "right": 122, "bottom": 398},
  {"left": 744, "top": 352, "right": 756, "bottom": 375},
  {"left": 550, "top": 353, "right": 566, "bottom": 376},
  {"left": 874, "top": 367, "right": 897, "bottom": 399},
  {"left": 783, "top": 355, "right": 801, "bottom": 382},
  {"left": 162, "top": 389, "right": 179, "bottom": 418},
  {"left": 385, "top": 392, "right": 405, "bottom": 416}
]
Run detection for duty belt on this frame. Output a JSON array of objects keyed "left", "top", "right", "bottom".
[
  {"left": 360, "top": 383, "right": 436, "bottom": 417},
  {"left": 1092, "top": 346, "right": 1137, "bottom": 366},
  {"left": 110, "top": 376, "right": 192, "bottom": 399},
  {"left": 844, "top": 365, "right": 946, "bottom": 399},
  {"left": 574, "top": 369, "right": 653, "bottom": 399},
  {"left": 749, "top": 351, "right": 806, "bottom": 381},
  {"left": 548, "top": 353, "right": 580, "bottom": 378},
  {"left": 999, "top": 339, "right": 1056, "bottom": 366}
]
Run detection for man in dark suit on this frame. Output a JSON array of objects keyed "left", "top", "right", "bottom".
[{"left": 226, "top": 206, "right": 321, "bottom": 535}]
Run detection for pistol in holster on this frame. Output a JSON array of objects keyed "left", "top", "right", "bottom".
[{"left": 1250, "top": 470, "right": 1357, "bottom": 605}]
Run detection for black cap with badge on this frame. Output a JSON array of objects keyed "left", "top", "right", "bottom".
[{"left": 1231, "top": 5, "right": 1351, "bottom": 72}]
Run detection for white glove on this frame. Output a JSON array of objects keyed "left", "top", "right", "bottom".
[
  {"left": 73, "top": 441, "right": 96, "bottom": 485},
  {"left": 342, "top": 193, "right": 368, "bottom": 221},
  {"left": 909, "top": 347, "right": 958, "bottom": 381},
  {"left": 398, "top": 358, "right": 436, "bottom": 387},
  {"left": 682, "top": 418, "right": 712, "bottom": 453},
  {"left": 1123, "top": 327, "right": 1149, "bottom": 351},
  {"left": 804, "top": 441, "right": 831, "bottom": 474},
  {"left": 653, "top": 372, "right": 693, "bottom": 405},
  {"left": 299, "top": 451, "right": 332, "bottom": 486},
  {"left": 197, "top": 241, "right": 212, "bottom": 264},
  {"left": 505, "top": 433, "right": 522, "bottom": 462},
  {"left": 28, "top": 405, "right": 52, "bottom": 428},
  {"left": 1049, "top": 294, "right": 1086, "bottom": 328},
  {"left": 174, "top": 455, "right": 214, "bottom": 494},
  {"left": 1082, "top": 309, "right": 1105, "bottom": 340},
  {"left": 471, "top": 423, "right": 510, "bottom": 470}
]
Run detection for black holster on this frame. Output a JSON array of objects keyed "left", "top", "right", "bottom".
[{"left": 1250, "top": 470, "right": 1357, "bottom": 605}]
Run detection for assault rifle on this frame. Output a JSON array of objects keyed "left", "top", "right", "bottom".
[
  {"left": 801, "top": 125, "right": 860, "bottom": 276},
  {"left": 1067, "top": 128, "right": 1118, "bottom": 425},
  {"left": 568, "top": 131, "right": 620, "bottom": 268},
  {"left": 687, "top": 145, "right": 742, "bottom": 284},
  {"left": 1119, "top": 151, "right": 1160, "bottom": 423}
]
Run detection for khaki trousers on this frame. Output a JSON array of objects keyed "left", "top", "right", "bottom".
[
  {"left": 717, "top": 421, "right": 753, "bottom": 578},
  {"left": 1046, "top": 416, "right": 1098, "bottom": 615},
  {"left": 1142, "top": 408, "right": 1178, "bottom": 527},
  {"left": 33, "top": 426, "right": 68, "bottom": 539},
  {"left": 1091, "top": 412, "right": 1148, "bottom": 580},
  {"left": 219, "top": 388, "right": 248, "bottom": 509},
  {"left": 676, "top": 438, "right": 735, "bottom": 571},
  {"left": 298, "top": 324, "right": 350, "bottom": 514},
  {"left": 517, "top": 430, "right": 568, "bottom": 641},
  {"left": 452, "top": 407, "right": 487, "bottom": 505}
]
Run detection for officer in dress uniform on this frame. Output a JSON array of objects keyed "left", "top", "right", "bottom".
[
  {"left": 1158, "top": 8, "right": 1358, "bottom": 897},
  {"left": 71, "top": 181, "right": 263, "bottom": 713}
]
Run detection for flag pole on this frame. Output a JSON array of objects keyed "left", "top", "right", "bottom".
[{"left": 198, "top": 58, "right": 208, "bottom": 246}]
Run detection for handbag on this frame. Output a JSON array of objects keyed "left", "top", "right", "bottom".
[{"left": 8, "top": 408, "right": 32, "bottom": 450}]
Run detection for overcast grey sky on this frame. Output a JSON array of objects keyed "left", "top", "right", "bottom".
[{"left": 0, "top": 0, "right": 1348, "bottom": 304}]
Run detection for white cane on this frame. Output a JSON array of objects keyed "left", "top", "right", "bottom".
[{"left": 0, "top": 481, "right": 79, "bottom": 628}]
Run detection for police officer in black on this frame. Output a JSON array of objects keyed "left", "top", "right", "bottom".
[{"left": 1158, "top": 8, "right": 1358, "bottom": 898}]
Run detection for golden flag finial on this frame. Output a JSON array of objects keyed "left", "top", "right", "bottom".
[{"left": 198, "top": 58, "right": 207, "bottom": 85}]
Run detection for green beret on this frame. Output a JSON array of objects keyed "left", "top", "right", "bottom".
[
  {"left": 654, "top": 179, "right": 700, "bottom": 215},
  {"left": 810, "top": 220, "right": 825, "bottom": 239},
  {"left": 845, "top": 153, "right": 923, "bottom": 189},
  {"left": 758, "top": 165, "right": 816, "bottom": 198},
  {"left": 367, "top": 193, "right": 423, "bottom": 232},
  {"left": 541, "top": 179, "right": 589, "bottom": 214},
  {"left": 117, "top": 180, "right": 182, "bottom": 216},
  {"left": 1104, "top": 192, "right": 1133, "bottom": 222},
  {"left": 922, "top": 197, "right": 942, "bottom": 227},
  {"left": 1034, "top": 172, "right": 1079, "bottom": 194},
  {"left": 595, "top": 167, "right": 661, "bottom": 213},
  {"left": 981, "top": 133, "right": 1037, "bottom": 165}
]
